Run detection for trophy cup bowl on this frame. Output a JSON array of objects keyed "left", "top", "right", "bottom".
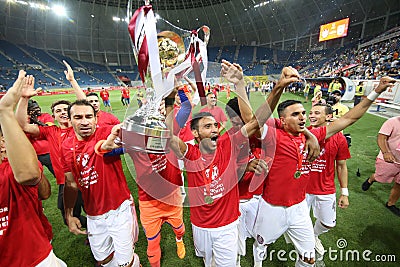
[
  {"left": 122, "top": 114, "right": 170, "bottom": 154},
  {"left": 158, "top": 31, "right": 186, "bottom": 71}
]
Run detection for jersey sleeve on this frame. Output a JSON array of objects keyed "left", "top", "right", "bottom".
[
  {"left": 379, "top": 118, "right": 394, "bottom": 136},
  {"left": 61, "top": 139, "right": 73, "bottom": 173}
]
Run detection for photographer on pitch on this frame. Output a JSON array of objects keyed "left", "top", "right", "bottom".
[
  {"left": 27, "top": 99, "right": 56, "bottom": 178},
  {"left": 326, "top": 89, "right": 352, "bottom": 147}
]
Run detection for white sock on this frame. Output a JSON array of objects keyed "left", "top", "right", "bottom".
[
  {"left": 253, "top": 241, "right": 268, "bottom": 262},
  {"left": 314, "top": 219, "right": 330, "bottom": 236}
]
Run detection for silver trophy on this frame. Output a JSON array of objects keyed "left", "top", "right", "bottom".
[
  {"left": 123, "top": 0, "right": 209, "bottom": 154},
  {"left": 122, "top": 87, "right": 170, "bottom": 153}
]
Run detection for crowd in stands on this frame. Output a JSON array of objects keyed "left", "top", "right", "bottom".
[{"left": 305, "top": 38, "right": 400, "bottom": 79}]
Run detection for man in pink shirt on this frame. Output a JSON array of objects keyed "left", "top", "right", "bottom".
[{"left": 362, "top": 116, "right": 400, "bottom": 216}]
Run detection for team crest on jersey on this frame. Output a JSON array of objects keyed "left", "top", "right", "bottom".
[{"left": 77, "top": 153, "right": 90, "bottom": 167}]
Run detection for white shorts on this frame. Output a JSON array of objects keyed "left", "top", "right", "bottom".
[
  {"left": 87, "top": 198, "right": 139, "bottom": 265},
  {"left": 306, "top": 193, "right": 337, "bottom": 227},
  {"left": 36, "top": 250, "right": 67, "bottom": 267},
  {"left": 192, "top": 219, "right": 239, "bottom": 267},
  {"left": 238, "top": 196, "right": 259, "bottom": 256},
  {"left": 253, "top": 198, "right": 315, "bottom": 259}
]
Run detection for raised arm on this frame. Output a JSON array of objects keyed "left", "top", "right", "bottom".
[
  {"left": 63, "top": 60, "right": 86, "bottom": 100},
  {"left": 221, "top": 60, "right": 253, "bottom": 123},
  {"left": 165, "top": 91, "right": 187, "bottom": 157},
  {"left": 326, "top": 76, "right": 396, "bottom": 139},
  {"left": 0, "top": 71, "right": 41, "bottom": 185},
  {"left": 221, "top": 62, "right": 300, "bottom": 138}
]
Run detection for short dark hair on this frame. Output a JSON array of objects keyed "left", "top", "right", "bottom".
[
  {"left": 86, "top": 92, "right": 99, "bottom": 98},
  {"left": 206, "top": 92, "right": 215, "bottom": 97},
  {"left": 277, "top": 100, "right": 302, "bottom": 117},
  {"left": 190, "top": 112, "right": 213, "bottom": 131},
  {"left": 51, "top": 100, "right": 71, "bottom": 114},
  {"left": 225, "top": 97, "right": 241, "bottom": 119},
  {"left": 313, "top": 103, "right": 333, "bottom": 115},
  {"left": 68, "top": 99, "right": 97, "bottom": 119},
  {"left": 27, "top": 99, "right": 40, "bottom": 111}
]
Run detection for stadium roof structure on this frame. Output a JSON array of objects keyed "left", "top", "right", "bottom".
[{"left": 0, "top": 0, "right": 399, "bottom": 64}]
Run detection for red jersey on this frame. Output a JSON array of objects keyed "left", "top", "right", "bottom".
[
  {"left": 173, "top": 105, "right": 194, "bottom": 142},
  {"left": 100, "top": 90, "right": 110, "bottom": 101},
  {"left": 262, "top": 126, "right": 326, "bottom": 207},
  {"left": 307, "top": 130, "right": 351, "bottom": 195},
  {"left": 38, "top": 201, "right": 53, "bottom": 241},
  {"left": 96, "top": 110, "right": 120, "bottom": 128},
  {"left": 199, "top": 106, "right": 227, "bottom": 125},
  {"left": 238, "top": 135, "right": 267, "bottom": 200},
  {"left": 30, "top": 113, "right": 54, "bottom": 156},
  {"left": 38, "top": 126, "right": 75, "bottom": 184},
  {"left": 61, "top": 126, "right": 131, "bottom": 216},
  {"left": 0, "top": 159, "right": 52, "bottom": 266},
  {"left": 130, "top": 151, "right": 182, "bottom": 202},
  {"left": 183, "top": 130, "right": 247, "bottom": 228},
  {"left": 122, "top": 88, "right": 130, "bottom": 98}
]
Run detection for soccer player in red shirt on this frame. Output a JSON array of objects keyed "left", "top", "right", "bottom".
[
  {"left": 306, "top": 103, "right": 351, "bottom": 261},
  {"left": 200, "top": 92, "right": 227, "bottom": 133},
  {"left": 16, "top": 74, "right": 87, "bottom": 229},
  {"left": 0, "top": 70, "right": 66, "bottom": 266},
  {"left": 62, "top": 100, "right": 140, "bottom": 267},
  {"left": 165, "top": 60, "right": 300, "bottom": 267},
  {"left": 86, "top": 92, "right": 120, "bottom": 127},
  {"left": 99, "top": 87, "right": 113, "bottom": 112},
  {"left": 63, "top": 61, "right": 119, "bottom": 127},
  {"left": 253, "top": 77, "right": 395, "bottom": 267},
  {"left": 122, "top": 87, "right": 131, "bottom": 106}
]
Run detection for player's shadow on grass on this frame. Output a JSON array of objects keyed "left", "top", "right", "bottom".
[{"left": 359, "top": 224, "right": 400, "bottom": 251}]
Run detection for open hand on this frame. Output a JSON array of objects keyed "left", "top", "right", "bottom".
[
  {"left": 21, "top": 75, "right": 41, "bottom": 98},
  {"left": 220, "top": 60, "right": 244, "bottom": 85},
  {"left": 0, "top": 70, "right": 26, "bottom": 111}
]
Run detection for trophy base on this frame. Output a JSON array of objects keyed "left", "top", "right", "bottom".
[{"left": 122, "top": 126, "right": 170, "bottom": 154}]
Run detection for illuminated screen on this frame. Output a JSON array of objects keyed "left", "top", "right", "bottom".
[{"left": 319, "top": 18, "right": 349, "bottom": 42}]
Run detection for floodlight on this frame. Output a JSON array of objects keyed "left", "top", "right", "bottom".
[
  {"left": 52, "top": 4, "right": 67, "bottom": 17},
  {"left": 16, "top": 0, "right": 28, "bottom": 5},
  {"left": 112, "top": 16, "right": 120, "bottom": 22}
]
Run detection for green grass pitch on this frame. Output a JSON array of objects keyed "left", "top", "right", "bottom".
[{"left": 31, "top": 89, "right": 399, "bottom": 266}]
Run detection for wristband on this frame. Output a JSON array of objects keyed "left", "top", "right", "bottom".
[
  {"left": 366, "top": 90, "right": 380, "bottom": 101},
  {"left": 165, "top": 98, "right": 175, "bottom": 106},
  {"left": 341, "top": 188, "right": 349, "bottom": 196}
]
